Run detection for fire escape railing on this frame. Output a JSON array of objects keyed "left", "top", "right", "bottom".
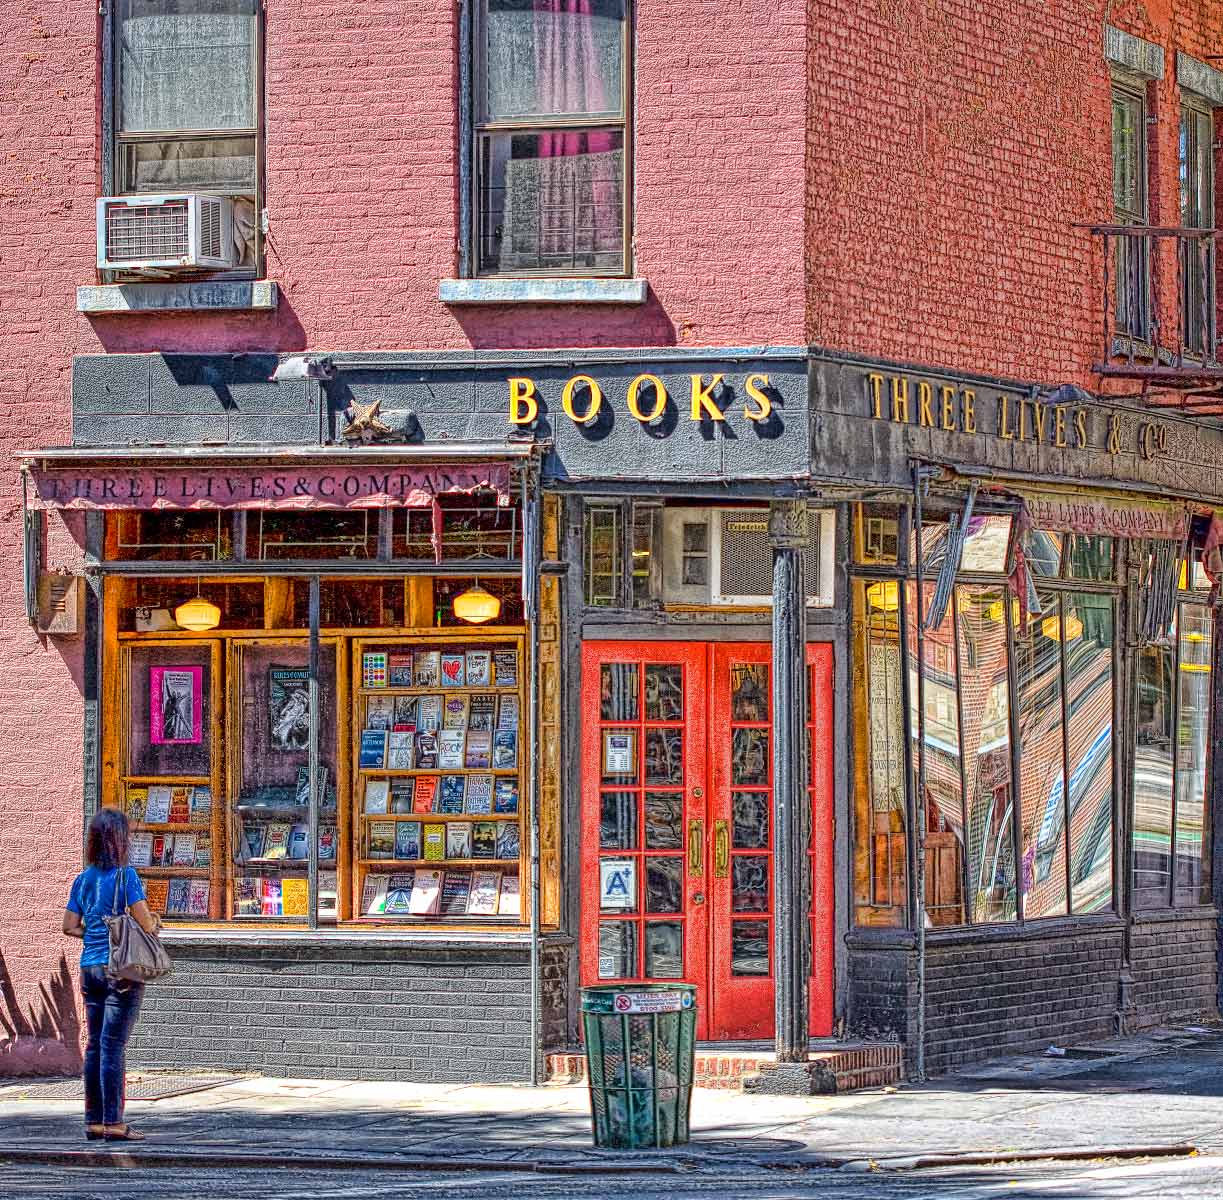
[{"left": 1088, "top": 224, "right": 1221, "bottom": 382}]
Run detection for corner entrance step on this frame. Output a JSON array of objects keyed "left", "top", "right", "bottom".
[{"left": 546, "top": 1042, "right": 903, "bottom": 1093}]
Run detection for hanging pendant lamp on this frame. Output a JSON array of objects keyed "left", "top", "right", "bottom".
[
  {"left": 453, "top": 580, "right": 501, "bottom": 625},
  {"left": 175, "top": 583, "right": 221, "bottom": 632}
]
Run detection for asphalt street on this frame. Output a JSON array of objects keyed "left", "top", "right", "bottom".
[{"left": 4, "top": 1155, "right": 1223, "bottom": 1199}]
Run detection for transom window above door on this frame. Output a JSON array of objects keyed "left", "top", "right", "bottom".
[{"left": 475, "top": 0, "right": 630, "bottom": 276}]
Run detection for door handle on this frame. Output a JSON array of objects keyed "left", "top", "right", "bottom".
[
  {"left": 714, "top": 820, "right": 729, "bottom": 878},
  {"left": 688, "top": 819, "right": 703, "bottom": 876}
]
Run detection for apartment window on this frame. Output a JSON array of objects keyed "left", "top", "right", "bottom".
[
  {"left": 1112, "top": 83, "right": 1149, "bottom": 339},
  {"left": 111, "top": 0, "right": 262, "bottom": 269},
  {"left": 1180, "top": 101, "right": 1216, "bottom": 356},
  {"left": 475, "top": 0, "right": 629, "bottom": 276}
]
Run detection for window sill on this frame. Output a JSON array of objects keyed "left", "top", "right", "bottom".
[
  {"left": 438, "top": 277, "right": 648, "bottom": 305},
  {"left": 77, "top": 280, "right": 279, "bottom": 315}
]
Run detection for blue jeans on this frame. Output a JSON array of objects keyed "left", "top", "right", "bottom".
[{"left": 81, "top": 965, "right": 144, "bottom": 1126}]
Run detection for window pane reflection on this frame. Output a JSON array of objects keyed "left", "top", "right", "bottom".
[
  {"left": 1017, "top": 592, "right": 1068, "bottom": 918},
  {"left": 1065, "top": 593, "right": 1114, "bottom": 913},
  {"left": 1133, "top": 642, "right": 1174, "bottom": 904},
  {"left": 907, "top": 582, "right": 965, "bottom": 926},
  {"left": 1175, "top": 604, "right": 1212, "bottom": 903},
  {"left": 960, "top": 515, "right": 1012, "bottom": 573},
  {"left": 956, "top": 587, "right": 1016, "bottom": 922},
  {"left": 598, "top": 920, "right": 635, "bottom": 978},
  {"left": 1024, "top": 529, "right": 1063, "bottom": 578},
  {"left": 731, "top": 920, "right": 770, "bottom": 976},
  {"left": 644, "top": 921, "right": 682, "bottom": 978}
]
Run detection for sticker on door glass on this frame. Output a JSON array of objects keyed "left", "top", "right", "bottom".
[{"left": 600, "top": 859, "right": 637, "bottom": 911}]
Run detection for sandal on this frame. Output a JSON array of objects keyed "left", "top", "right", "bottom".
[
  {"left": 102, "top": 1125, "right": 146, "bottom": 1142},
  {"left": 85, "top": 1125, "right": 106, "bottom": 1141}
]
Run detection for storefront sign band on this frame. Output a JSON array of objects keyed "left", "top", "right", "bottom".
[
  {"left": 26, "top": 462, "right": 511, "bottom": 511},
  {"left": 1019, "top": 492, "right": 1189, "bottom": 540}
]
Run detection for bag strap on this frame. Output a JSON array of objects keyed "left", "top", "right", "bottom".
[{"left": 110, "top": 865, "right": 129, "bottom": 917}]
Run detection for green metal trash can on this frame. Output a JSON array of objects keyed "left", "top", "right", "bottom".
[{"left": 580, "top": 983, "right": 697, "bottom": 1149}]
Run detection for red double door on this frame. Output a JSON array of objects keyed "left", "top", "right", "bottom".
[{"left": 580, "top": 641, "right": 834, "bottom": 1041}]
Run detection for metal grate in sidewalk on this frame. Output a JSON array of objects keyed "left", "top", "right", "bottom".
[{"left": 0, "top": 1072, "right": 246, "bottom": 1102}]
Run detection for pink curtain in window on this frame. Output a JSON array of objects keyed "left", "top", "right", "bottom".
[{"left": 533, "top": 0, "right": 620, "bottom": 263}]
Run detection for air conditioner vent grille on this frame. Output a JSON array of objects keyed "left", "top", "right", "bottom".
[
  {"left": 199, "top": 198, "right": 222, "bottom": 259},
  {"left": 717, "top": 510, "right": 821, "bottom": 600},
  {"left": 104, "top": 199, "right": 190, "bottom": 261}
]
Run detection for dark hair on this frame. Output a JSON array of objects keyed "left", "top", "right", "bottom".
[{"left": 87, "top": 808, "right": 130, "bottom": 871}]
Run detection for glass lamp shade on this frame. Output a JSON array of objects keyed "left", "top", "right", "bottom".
[
  {"left": 453, "top": 584, "right": 501, "bottom": 625},
  {"left": 174, "top": 596, "right": 222, "bottom": 632}
]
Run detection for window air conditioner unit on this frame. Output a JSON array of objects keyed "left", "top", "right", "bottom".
[
  {"left": 660, "top": 507, "right": 835, "bottom": 607},
  {"left": 96, "top": 194, "right": 236, "bottom": 273}
]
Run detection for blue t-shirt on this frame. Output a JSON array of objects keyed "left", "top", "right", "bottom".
[{"left": 66, "top": 866, "right": 147, "bottom": 968}]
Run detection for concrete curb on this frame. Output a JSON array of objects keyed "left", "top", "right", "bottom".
[
  {"left": 0, "top": 1146, "right": 686, "bottom": 1176},
  {"left": 840, "top": 1144, "right": 1199, "bottom": 1172}
]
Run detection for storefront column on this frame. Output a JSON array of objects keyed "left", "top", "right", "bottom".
[{"left": 769, "top": 499, "right": 809, "bottom": 1062}]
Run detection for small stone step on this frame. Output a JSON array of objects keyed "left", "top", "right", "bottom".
[{"left": 545, "top": 1042, "right": 902, "bottom": 1093}]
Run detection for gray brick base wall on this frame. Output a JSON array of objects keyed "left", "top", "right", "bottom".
[
  {"left": 847, "top": 910, "right": 1220, "bottom": 1078},
  {"left": 1129, "top": 910, "right": 1219, "bottom": 1030},
  {"left": 129, "top": 939, "right": 534, "bottom": 1083}
]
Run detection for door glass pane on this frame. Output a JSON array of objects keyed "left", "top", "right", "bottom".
[
  {"left": 645, "top": 858, "right": 683, "bottom": 913},
  {"left": 643, "top": 793, "right": 683, "bottom": 850},
  {"left": 731, "top": 729, "right": 769, "bottom": 786},
  {"left": 730, "top": 663, "right": 769, "bottom": 722},
  {"left": 731, "top": 920, "right": 770, "bottom": 976},
  {"left": 1017, "top": 591, "right": 1069, "bottom": 918},
  {"left": 644, "top": 921, "right": 682, "bottom": 978},
  {"left": 1175, "top": 604, "right": 1212, "bottom": 903},
  {"left": 483, "top": 0, "right": 624, "bottom": 122},
  {"left": 644, "top": 728, "right": 683, "bottom": 785},
  {"left": 600, "top": 663, "right": 638, "bottom": 720},
  {"left": 1064, "top": 593, "right": 1115, "bottom": 914},
  {"left": 732, "top": 856, "right": 769, "bottom": 912},
  {"left": 644, "top": 665, "right": 683, "bottom": 721},
  {"left": 118, "top": 0, "right": 257, "bottom": 133},
  {"left": 1133, "top": 641, "right": 1174, "bottom": 904},
  {"left": 907, "top": 582, "right": 965, "bottom": 926},
  {"left": 598, "top": 920, "right": 635, "bottom": 978},
  {"left": 600, "top": 791, "right": 638, "bottom": 850},
  {"left": 956, "top": 586, "right": 1017, "bottom": 922},
  {"left": 731, "top": 791, "right": 769, "bottom": 849}
]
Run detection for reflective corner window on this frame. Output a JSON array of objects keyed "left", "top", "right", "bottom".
[
  {"left": 1023, "top": 528, "right": 1063, "bottom": 578},
  {"left": 855, "top": 503, "right": 900, "bottom": 565},
  {"left": 1066, "top": 535, "right": 1115, "bottom": 582}
]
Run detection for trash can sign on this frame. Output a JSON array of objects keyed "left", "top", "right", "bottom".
[{"left": 611, "top": 990, "right": 686, "bottom": 1014}]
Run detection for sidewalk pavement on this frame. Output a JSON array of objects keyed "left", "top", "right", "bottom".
[{"left": 1, "top": 1025, "right": 1221, "bottom": 1176}]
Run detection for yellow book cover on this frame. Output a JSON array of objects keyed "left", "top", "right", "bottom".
[
  {"left": 281, "top": 878, "right": 309, "bottom": 917},
  {"left": 423, "top": 824, "right": 446, "bottom": 862},
  {"left": 125, "top": 786, "right": 148, "bottom": 823}
]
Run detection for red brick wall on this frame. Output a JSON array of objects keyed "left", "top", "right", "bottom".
[{"left": 807, "top": 0, "right": 1223, "bottom": 392}]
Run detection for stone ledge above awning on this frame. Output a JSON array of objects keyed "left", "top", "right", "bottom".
[{"left": 18, "top": 441, "right": 537, "bottom": 511}]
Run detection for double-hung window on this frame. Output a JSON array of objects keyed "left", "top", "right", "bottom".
[
  {"left": 110, "top": 0, "right": 262, "bottom": 270},
  {"left": 1179, "top": 101, "right": 1216, "bottom": 357},
  {"left": 1111, "top": 82, "right": 1150, "bottom": 340},
  {"left": 475, "top": 1, "right": 630, "bottom": 276}
]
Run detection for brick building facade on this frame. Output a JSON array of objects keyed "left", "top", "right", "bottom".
[{"left": 1, "top": 1, "right": 1221, "bottom": 1080}]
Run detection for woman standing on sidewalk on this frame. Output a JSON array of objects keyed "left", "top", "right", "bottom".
[{"left": 62, "top": 809, "right": 161, "bottom": 1142}]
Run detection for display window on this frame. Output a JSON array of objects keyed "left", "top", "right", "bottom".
[{"left": 98, "top": 498, "right": 540, "bottom": 931}]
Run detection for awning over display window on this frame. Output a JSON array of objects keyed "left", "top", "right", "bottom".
[
  {"left": 1015, "top": 489, "right": 1189, "bottom": 541},
  {"left": 19, "top": 442, "right": 533, "bottom": 511}
]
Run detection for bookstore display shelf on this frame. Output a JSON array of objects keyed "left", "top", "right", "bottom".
[
  {"left": 355, "top": 686, "right": 520, "bottom": 695},
  {"left": 132, "top": 822, "right": 211, "bottom": 834},
  {"left": 359, "top": 812, "right": 518, "bottom": 821},
  {"left": 358, "top": 858, "right": 518, "bottom": 868},
  {"left": 125, "top": 775, "right": 211, "bottom": 786},
  {"left": 360, "top": 767, "right": 519, "bottom": 776},
  {"left": 141, "top": 866, "right": 210, "bottom": 878}
]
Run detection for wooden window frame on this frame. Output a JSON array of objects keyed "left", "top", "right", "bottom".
[
  {"left": 1111, "top": 80, "right": 1151, "bottom": 342},
  {"left": 105, "top": 0, "right": 267, "bottom": 280},
  {"left": 471, "top": 0, "right": 633, "bottom": 278}
]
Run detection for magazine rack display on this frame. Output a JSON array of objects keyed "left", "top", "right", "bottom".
[
  {"left": 112, "top": 640, "right": 225, "bottom": 920},
  {"left": 227, "top": 638, "right": 344, "bottom": 921},
  {"left": 352, "top": 633, "right": 525, "bottom": 923}
]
